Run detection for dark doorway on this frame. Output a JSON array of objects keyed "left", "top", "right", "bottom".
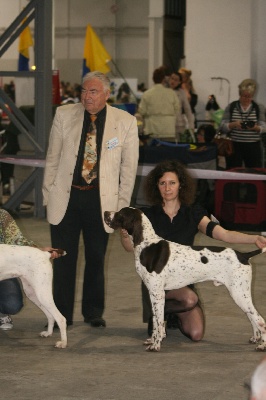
[{"left": 163, "top": 0, "right": 186, "bottom": 72}]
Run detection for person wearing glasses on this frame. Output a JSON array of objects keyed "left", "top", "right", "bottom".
[
  {"left": 43, "top": 71, "right": 139, "bottom": 329},
  {"left": 219, "top": 79, "right": 266, "bottom": 169}
]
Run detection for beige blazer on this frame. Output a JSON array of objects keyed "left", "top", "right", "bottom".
[{"left": 42, "top": 103, "right": 139, "bottom": 232}]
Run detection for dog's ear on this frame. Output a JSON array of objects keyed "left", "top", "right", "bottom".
[
  {"left": 123, "top": 208, "right": 143, "bottom": 247},
  {"left": 140, "top": 240, "right": 170, "bottom": 274},
  {"left": 131, "top": 214, "right": 143, "bottom": 246}
]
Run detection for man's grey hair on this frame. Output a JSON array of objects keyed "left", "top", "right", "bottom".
[
  {"left": 82, "top": 71, "right": 110, "bottom": 92},
  {"left": 250, "top": 358, "right": 266, "bottom": 399}
]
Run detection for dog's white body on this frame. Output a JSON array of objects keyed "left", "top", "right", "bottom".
[
  {"left": 0, "top": 244, "right": 67, "bottom": 348},
  {"left": 104, "top": 207, "right": 266, "bottom": 352}
]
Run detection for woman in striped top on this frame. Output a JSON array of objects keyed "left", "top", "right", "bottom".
[{"left": 219, "top": 79, "right": 266, "bottom": 169}]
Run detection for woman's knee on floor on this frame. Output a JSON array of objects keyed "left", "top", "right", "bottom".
[
  {"left": 178, "top": 306, "right": 205, "bottom": 342},
  {"left": 188, "top": 323, "right": 204, "bottom": 342}
]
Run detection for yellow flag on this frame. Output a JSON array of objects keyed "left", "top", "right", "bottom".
[
  {"left": 19, "top": 24, "right": 33, "bottom": 59},
  {"left": 83, "top": 25, "right": 111, "bottom": 75}
]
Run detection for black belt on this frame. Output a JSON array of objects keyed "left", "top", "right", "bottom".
[{"left": 71, "top": 184, "right": 97, "bottom": 191}]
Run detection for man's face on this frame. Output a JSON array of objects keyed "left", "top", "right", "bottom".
[{"left": 81, "top": 78, "right": 110, "bottom": 114}]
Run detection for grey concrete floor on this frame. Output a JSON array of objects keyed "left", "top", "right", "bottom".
[{"left": 0, "top": 211, "right": 266, "bottom": 400}]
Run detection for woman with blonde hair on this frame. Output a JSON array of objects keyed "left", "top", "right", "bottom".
[
  {"left": 219, "top": 78, "right": 266, "bottom": 168},
  {"left": 178, "top": 68, "right": 198, "bottom": 115}
]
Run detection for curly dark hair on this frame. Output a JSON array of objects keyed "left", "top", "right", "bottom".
[{"left": 144, "top": 160, "right": 196, "bottom": 206}]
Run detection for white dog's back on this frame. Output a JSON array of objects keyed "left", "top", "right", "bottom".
[
  {"left": 0, "top": 244, "right": 67, "bottom": 348},
  {"left": 0, "top": 244, "right": 51, "bottom": 280}
]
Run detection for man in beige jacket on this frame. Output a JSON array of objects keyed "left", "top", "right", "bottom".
[{"left": 43, "top": 71, "right": 139, "bottom": 328}]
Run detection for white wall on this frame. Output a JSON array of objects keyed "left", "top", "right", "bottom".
[
  {"left": 53, "top": 0, "right": 149, "bottom": 85},
  {"left": 185, "top": 0, "right": 266, "bottom": 120},
  {"left": 250, "top": 0, "right": 266, "bottom": 106}
]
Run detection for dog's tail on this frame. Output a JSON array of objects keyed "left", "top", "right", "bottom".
[{"left": 235, "top": 247, "right": 265, "bottom": 265}]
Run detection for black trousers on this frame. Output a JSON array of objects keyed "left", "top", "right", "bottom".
[
  {"left": 226, "top": 141, "right": 262, "bottom": 169},
  {"left": 50, "top": 187, "right": 109, "bottom": 322}
]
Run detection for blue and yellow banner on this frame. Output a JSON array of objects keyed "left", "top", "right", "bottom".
[
  {"left": 18, "top": 22, "right": 33, "bottom": 71},
  {"left": 83, "top": 24, "right": 111, "bottom": 76}
]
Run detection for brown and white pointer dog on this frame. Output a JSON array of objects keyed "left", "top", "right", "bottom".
[
  {"left": 0, "top": 245, "right": 67, "bottom": 348},
  {"left": 104, "top": 207, "right": 266, "bottom": 352}
]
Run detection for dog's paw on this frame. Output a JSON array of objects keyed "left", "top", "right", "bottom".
[
  {"left": 55, "top": 340, "right": 67, "bottom": 349},
  {"left": 143, "top": 337, "right": 161, "bottom": 351},
  {"left": 39, "top": 330, "right": 52, "bottom": 338},
  {"left": 143, "top": 337, "right": 153, "bottom": 345},
  {"left": 249, "top": 336, "right": 261, "bottom": 344},
  {"left": 145, "top": 343, "right": 161, "bottom": 352},
  {"left": 255, "top": 344, "right": 266, "bottom": 351}
]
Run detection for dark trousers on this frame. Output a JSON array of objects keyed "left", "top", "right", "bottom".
[
  {"left": 0, "top": 278, "right": 23, "bottom": 315},
  {"left": 226, "top": 141, "right": 262, "bottom": 169},
  {"left": 50, "top": 187, "right": 109, "bottom": 322}
]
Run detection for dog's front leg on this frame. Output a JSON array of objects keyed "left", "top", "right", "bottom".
[{"left": 144, "top": 290, "right": 165, "bottom": 352}]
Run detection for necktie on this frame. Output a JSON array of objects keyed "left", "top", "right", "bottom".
[{"left": 81, "top": 114, "right": 97, "bottom": 185}]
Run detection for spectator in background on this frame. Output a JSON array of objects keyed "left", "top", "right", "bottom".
[
  {"left": 178, "top": 68, "right": 198, "bottom": 116},
  {"left": 196, "top": 124, "right": 216, "bottom": 144},
  {"left": 3, "top": 81, "right": 15, "bottom": 102},
  {"left": 135, "top": 83, "right": 147, "bottom": 102},
  {"left": 169, "top": 71, "right": 195, "bottom": 142},
  {"left": 219, "top": 79, "right": 266, "bottom": 169},
  {"left": 73, "top": 84, "right": 82, "bottom": 103},
  {"left": 195, "top": 124, "right": 217, "bottom": 214},
  {"left": 249, "top": 357, "right": 266, "bottom": 400},
  {"left": 0, "top": 120, "right": 20, "bottom": 198},
  {"left": 138, "top": 67, "right": 180, "bottom": 142},
  {"left": 116, "top": 82, "right": 136, "bottom": 104},
  {"left": 205, "top": 94, "right": 224, "bottom": 129}
]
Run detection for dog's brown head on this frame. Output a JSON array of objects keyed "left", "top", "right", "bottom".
[{"left": 104, "top": 207, "right": 143, "bottom": 246}]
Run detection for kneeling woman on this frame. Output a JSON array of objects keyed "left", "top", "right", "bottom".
[{"left": 120, "top": 160, "right": 266, "bottom": 341}]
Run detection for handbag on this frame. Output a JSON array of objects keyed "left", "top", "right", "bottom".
[{"left": 213, "top": 133, "right": 234, "bottom": 157}]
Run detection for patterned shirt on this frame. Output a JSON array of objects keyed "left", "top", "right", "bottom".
[
  {"left": 0, "top": 209, "right": 35, "bottom": 246},
  {"left": 72, "top": 106, "right": 106, "bottom": 186}
]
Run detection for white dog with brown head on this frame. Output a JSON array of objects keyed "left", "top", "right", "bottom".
[{"left": 105, "top": 207, "right": 266, "bottom": 352}]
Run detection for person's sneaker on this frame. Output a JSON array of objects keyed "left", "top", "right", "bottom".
[{"left": 0, "top": 315, "right": 13, "bottom": 330}]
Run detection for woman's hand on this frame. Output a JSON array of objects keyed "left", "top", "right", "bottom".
[
  {"left": 254, "top": 235, "right": 266, "bottom": 249},
  {"left": 121, "top": 229, "right": 130, "bottom": 239},
  {"left": 229, "top": 121, "right": 241, "bottom": 130},
  {"left": 120, "top": 229, "right": 134, "bottom": 252}
]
